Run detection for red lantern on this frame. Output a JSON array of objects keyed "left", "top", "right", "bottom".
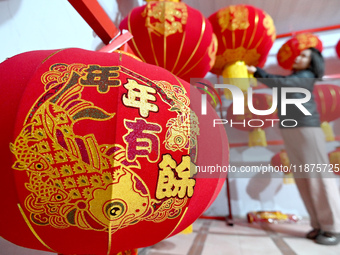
[
  {"left": 335, "top": 39, "right": 340, "bottom": 59},
  {"left": 277, "top": 33, "right": 323, "bottom": 70},
  {"left": 0, "top": 48, "right": 228, "bottom": 254},
  {"left": 226, "top": 93, "right": 277, "bottom": 146},
  {"left": 270, "top": 150, "right": 295, "bottom": 184},
  {"left": 328, "top": 147, "right": 340, "bottom": 176},
  {"left": 208, "top": 4, "right": 276, "bottom": 92},
  {"left": 314, "top": 84, "right": 340, "bottom": 141},
  {"left": 271, "top": 150, "right": 291, "bottom": 173},
  {"left": 119, "top": 0, "right": 217, "bottom": 82}
]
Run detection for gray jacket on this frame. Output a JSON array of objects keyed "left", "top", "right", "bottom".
[{"left": 254, "top": 68, "right": 321, "bottom": 128}]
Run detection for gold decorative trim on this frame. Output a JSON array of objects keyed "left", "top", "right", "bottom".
[
  {"left": 41, "top": 49, "right": 65, "bottom": 64},
  {"left": 128, "top": 11, "right": 147, "bottom": 63},
  {"left": 171, "top": 30, "right": 186, "bottom": 73},
  {"left": 176, "top": 14, "right": 206, "bottom": 76},
  {"left": 165, "top": 207, "right": 188, "bottom": 238},
  {"left": 148, "top": 25, "right": 160, "bottom": 66},
  {"left": 17, "top": 203, "right": 56, "bottom": 252},
  {"left": 246, "top": 8, "right": 259, "bottom": 49}
]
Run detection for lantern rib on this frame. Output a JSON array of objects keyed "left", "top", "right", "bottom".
[
  {"left": 318, "top": 89, "right": 326, "bottom": 116},
  {"left": 107, "top": 225, "right": 113, "bottom": 255},
  {"left": 163, "top": 4, "right": 167, "bottom": 69},
  {"left": 17, "top": 203, "right": 57, "bottom": 253},
  {"left": 128, "top": 11, "right": 147, "bottom": 63},
  {"left": 222, "top": 35, "right": 227, "bottom": 49},
  {"left": 176, "top": 14, "right": 206, "bottom": 76},
  {"left": 164, "top": 207, "right": 188, "bottom": 238},
  {"left": 170, "top": 29, "right": 186, "bottom": 74},
  {"left": 240, "top": 24, "right": 247, "bottom": 50},
  {"left": 232, "top": 26, "right": 235, "bottom": 49},
  {"left": 330, "top": 88, "right": 337, "bottom": 113},
  {"left": 246, "top": 8, "right": 259, "bottom": 50},
  {"left": 148, "top": 27, "right": 160, "bottom": 67},
  {"left": 179, "top": 47, "right": 208, "bottom": 78},
  {"left": 171, "top": 72, "right": 186, "bottom": 91}
]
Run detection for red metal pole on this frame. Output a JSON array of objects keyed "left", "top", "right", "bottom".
[
  {"left": 276, "top": 24, "right": 340, "bottom": 38},
  {"left": 68, "top": 0, "right": 120, "bottom": 44}
]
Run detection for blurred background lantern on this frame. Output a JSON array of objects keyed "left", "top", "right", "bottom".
[
  {"left": 119, "top": 0, "right": 217, "bottom": 82},
  {"left": 208, "top": 4, "right": 276, "bottom": 96},
  {"left": 0, "top": 48, "right": 228, "bottom": 254},
  {"left": 277, "top": 33, "right": 323, "bottom": 70},
  {"left": 313, "top": 84, "right": 340, "bottom": 141},
  {"left": 270, "top": 150, "right": 294, "bottom": 184},
  {"left": 336, "top": 38, "right": 340, "bottom": 59},
  {"left": 328, "top": 147, "right": 340, "bottom": 176},
  {"left": 226, "top": 92, "right": 277, "bottom": 147}
]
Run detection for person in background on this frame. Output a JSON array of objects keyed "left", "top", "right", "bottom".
[{"left": 247, "top": 47, "right": 340, "bottom": 245}]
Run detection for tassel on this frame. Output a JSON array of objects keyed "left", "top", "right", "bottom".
[
  {"left": 222, "top": 61, "right": 250, "bottom": 92},
  {"left": 248, "top": 128, "right": 267, "bottom": 147},
  {"left": 180, "top": 224, "right": 193, "bottom": 234},
  {"left": 113, "top": 249, "right": 138, "bottom": 255},
  {"left": 321, "top": 121, "right": 335, "bottom": 142},
  {"left": 248, "top": 73, "right": 257, "bottom": 87},
  {"left": 283, "top": 172, "right": 295, "bottom": 184}
]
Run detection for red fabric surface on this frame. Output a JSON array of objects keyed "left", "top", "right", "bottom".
[
  {"left": 270, "top": 150, "right": 291, "bottom": 173},
  {"left": 314, "top": 84, "right": 340, "bottom": 123},
  {"left": 119, "top": 1, "right": 216, "bottom": 82},
  {"left": 336, "top": 39, "right": 340, "bottom": 59},
  {"left": 0, "top": 49, "right": 62, "bottom": 251},
  {"left": 208, "top": 4, "right": 276, "bottom": 75},
  {"left": 0, "top": 48, "right": 228, "bottom": 254}
]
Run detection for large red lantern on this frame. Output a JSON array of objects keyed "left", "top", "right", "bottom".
[
  {"left": 314, "top": 84, "right": 340, "bottom": 141},
  {"left": 277, "top": 33, "right": 323, "bottom": 70},
  {"left": 328, "top": 147, "right": 340, "bottom": 176},
  {"left": 335, "top": 39, "right": 340, "bottom": 59},
  {"left": 119, "top": 0, "right": 217, "bottom": 82},
  {"left": 226, "top": 93, "right": 277, "bottom": 146},
  {"left": 208, "top": 4, "right": 276, "bottom": 92},
  {"left": 0, "top": 48, "right": 228, "bottom": 254}
]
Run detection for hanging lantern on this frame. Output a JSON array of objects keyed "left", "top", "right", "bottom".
[
  {"left": 208, "top": 4, "right": 276, "bottom": 94},
  {"left": 277, "top": 33, "right": 323, "bottom": 70},
  {"left": 335, "top": 38, "right": 340, "bottom": 59},
  {"left": 270, "top": 150, "right": 294, "bottom": 184},
  {"left": 0, "top": 48, "right": 228, "bottom": 254},
  {"left": 271, "top": 150, "right": 290, "bottom": 170},
  {"left": 119, "top": 0, "right": 217, "bottom": 82},
  {"left": 314, "top": 84, "right": 340, "bottom": 141},
  {"left": 226, "top": 93, "right": 277, "bottom": 146},
  {"left": 328, "top": 147, "right": 340, "bottom": 176}
]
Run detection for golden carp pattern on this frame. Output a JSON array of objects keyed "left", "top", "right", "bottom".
[{"left": 10, "top": 62, "right": 198, "bottom": 232}]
